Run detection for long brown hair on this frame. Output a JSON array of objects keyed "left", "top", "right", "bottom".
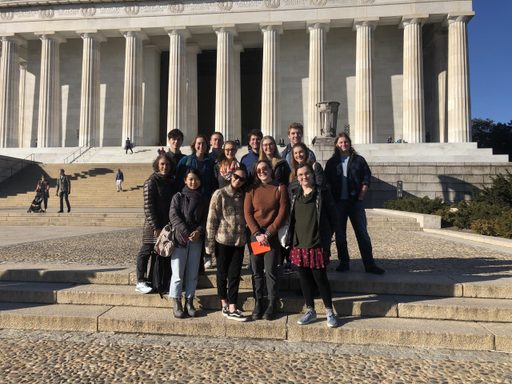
[
  {"left": 334, "top": 132, "right": 356, "bottom": 156},
  {"left": 289, "top": 142, "right": 312, "bottom": 183},
  {"left": 258, "top": 135, "right": 281, "bottom": 169}
]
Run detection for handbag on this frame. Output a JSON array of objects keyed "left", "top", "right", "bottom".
[
  {"left": 277, "top": 219, "right": 290, "bottom": 249},
  {"left": 154, "top": 224, "right": 176, "bottom": 257}
]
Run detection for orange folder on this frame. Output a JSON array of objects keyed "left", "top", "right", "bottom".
[{"left": 250, "top": 241, "right": 271, "bottom": 255}]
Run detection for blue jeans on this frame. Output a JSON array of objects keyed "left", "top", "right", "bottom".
[
  {"left": 169, "top": 240, "right": 202, "bottom": 299},
  {"left": 334, "top": 200, "right": 375, "bottom": 268}
]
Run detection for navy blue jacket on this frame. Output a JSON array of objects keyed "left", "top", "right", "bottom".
[{"left": 324, "top": 152, "right": 371, "bottom": 201}]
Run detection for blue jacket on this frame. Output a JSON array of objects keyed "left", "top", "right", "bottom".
[{"left": 324, "top": 152, "right": 371, "bottom": 201}]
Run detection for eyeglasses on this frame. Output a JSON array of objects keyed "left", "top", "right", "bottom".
[{"left": 232, "top": 174, "right": 246, "bottom": 182}]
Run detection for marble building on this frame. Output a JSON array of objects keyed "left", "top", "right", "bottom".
[{"left": 0, "top": 0, "right": 473, "bottom": 148}]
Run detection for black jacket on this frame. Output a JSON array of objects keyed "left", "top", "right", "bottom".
[
  {"left": 324, "top": 152, "right": 371, "bottom": 201},
  {"left": 142, "top": 172, "right": 176, "bottom": 244},
  {"left": 169, "top": 187, "right": 209, "bottom": 247}
]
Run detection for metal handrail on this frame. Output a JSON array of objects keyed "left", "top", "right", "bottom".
[{"left": 63, "top": 146, "right": 91, "bottom": 164}]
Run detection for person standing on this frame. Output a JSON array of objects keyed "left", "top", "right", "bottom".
[
  {"left": 115, "top": 169, "right": 124, "bottom": 192},
  {"left": 135, "top": 155, "right": 176, "bottom": 294},
  {"left": 206, "top": 167, "right": 249, "bottom": 321},
  {"left": 166, "top": 128, "right": 185, "bottom": 165},
  {"left": 285, "top": 163, "right": 340, "bottom": 328},
  {"left": 259, "top": 135, "right": 290, "bottom": 186},
  {"left": 125, "top": 137, "right": 133, "bottom": 154},
  {"left": 169, "top": 169, "right": 209, "bottom": 318},
  {"left": 280, "top": 122, "right": 316, "bottom": 167},
  {"left": 244, "top": 160, "right": 288, "bottom": 321},
  {"left": 55, "top": 169, "right": 71, "bottom": 213},
  {"left": 214, "top": 141, "right": 244, "bottom": 188},
  {"left": 35, "top": 175, "right": 50, "bottom": 212},
  {"left": 240, "top": 129, "right": 263, "bottom": 181},
  {"left": 324, "top": 133, "right": 385, "bottom": 275},
  {"left": 209, "top": 131, "right": 224, "bottom": 162}
]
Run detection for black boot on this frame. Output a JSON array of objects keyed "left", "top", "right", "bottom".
[
  {"left": 185, "top": 297, "right": 197, "bottom": 317},
  {"left": 252, "top": 299, "right": 263, "bottom": 320},
  {"left": 173, "top": 298, "right": 185, "bottom": 319},
  {"left": 263, "top": 299, "right": 276, "bottom": 321}
]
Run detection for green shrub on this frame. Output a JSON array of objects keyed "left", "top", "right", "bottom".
[
  {"left": 383, "top": 196, "right": 447, "bottom": 214},
  {"left": 470, "top": 218, "right": 499, "bottom": 236},
  {"left": 450, "top": 200, "right": 505, "bottom": 229},
  {"left": 476, "top": 171, "right": 512, "bottom": 206},
  {"left": 495, "top": 210, "right": 512, "bottom": 239}
]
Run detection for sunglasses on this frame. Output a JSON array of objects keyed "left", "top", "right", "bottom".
[
  {"left": 232, "top": 174, "right": 246, "bottom": 182},
  {"left": 256, "top": 167, "right": 269, "bottom": 174}
]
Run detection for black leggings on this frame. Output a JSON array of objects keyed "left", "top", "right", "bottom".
[
  {"left": 297, "top": 267, "right": 333, "bottom": 309},
  {"left": 216, "top": 243, "right": 244, "bottom": 305}
]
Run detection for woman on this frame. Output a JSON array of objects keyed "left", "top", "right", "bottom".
[
  {"left": 244, "top": 160, "right": 288, "bottom": 321},
  {"left": 214, "top": 140, "right": 244, "bottom": 188},
  {"left": 289, "top": 142, "right": 325, "bottom": 189},
  {"left": 259, "top": 135, "right": 290, "bottom": 186},
  {"left": 169, "top": 168, "right": 209, "bottom": 318},
  {"left": 206, "top": 167, "right": 248, "bottom": 321},
  {"left": 324, "top": 132, "right": 384, "bottom": 275},
  {"left": 285, "top": 162, "right": 340, "bottom": 328},
  {"left": 135, "top": 154, "right": 176, "bottom": 294},
  {"left": 176, "top": 135, "right": 218, "bottom": 198},
  {"left": 35, "top": 175, "right": 50, "bottom": 212}
]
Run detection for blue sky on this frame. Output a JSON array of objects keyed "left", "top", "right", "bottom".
[{"left": 469, "top": 0, "right": 512, "bottom": 123}]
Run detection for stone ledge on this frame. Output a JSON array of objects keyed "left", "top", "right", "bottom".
[{"left": 371, "top": 208, "right": 441, "bottom": 229}]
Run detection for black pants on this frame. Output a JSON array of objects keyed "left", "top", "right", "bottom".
[
  {"left": 42, "top": 196, "right": 48, "bottom": 210},
  {"left": 216, "top": 242, "right": 244, "bottom": 305},
  {"left": 250, "top": 238, "right": 279, "bottom": 302},
  {"left": 297, "top": 267, "right": 333, "bottom": 309},
  {"left": 136, "top": 243, "right": 157, "bottom": 283},
  {"left": 59, "top": 192, "right": 70, "bottom": 212}
]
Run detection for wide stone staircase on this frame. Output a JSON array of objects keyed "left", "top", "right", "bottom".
[
  {"left": 0, "top": 163, "right": 152, "bottom": 209},
  {"left": 0, "top": 262, "right": 511, "bottom": 352}
]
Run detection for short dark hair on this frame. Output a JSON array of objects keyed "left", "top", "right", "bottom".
[
  {"left": 247, "top": 129, "right": 263, "bottom": 141},
  {"left": 167, "top": 129, "right": 184, "bottom": 141},
  {"left": 183, "top": 167, "right": 202, "bottom": 182},
  {"left": 211, "top": 132, "right": 224, "bottom": 140}
]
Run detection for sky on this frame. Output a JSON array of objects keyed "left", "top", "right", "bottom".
[{"left": 469, "top": 0, "right": 512, "bottom": 123}]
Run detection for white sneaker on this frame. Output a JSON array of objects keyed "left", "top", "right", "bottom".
[
  {"left": 135, "top": 281, "right": 152, "bottom": 294},
  {"left": 204, "top": 256, "right": 212, "bottom": 269}
]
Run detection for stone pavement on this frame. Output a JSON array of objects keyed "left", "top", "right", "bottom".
[{"left": 0, "top": 329, "right": 510, "bottom": 383}]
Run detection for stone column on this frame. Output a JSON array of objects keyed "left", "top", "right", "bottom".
[
  {"left": 186, "top": 44, "right": 200, "bottom": 141},
  {"left": 447, "top": 14, "right": 472, "bottom": 143},
  {"left": 79, "top": 32, "right": 104, "bottom": 147},
  {"left": 122, "top": 30, "right": 145, "bottom": 147},
  {"left": 233, "top": 43, "right": 243, "bottom": 142},
  {"left": 354, "top": 19, "right": 377, "bottom": 144},
  {"left": 214, "top": 25, "right": 236, "bottom": 140},
  {"left": 307, "top": 21, "right": 329, "bottom": 144},
  {"left": 18, "top": 60, "right": 27, "bottom": 147},
  {"left": 401, "top": 16, "right": 427, "bottom": 143},
  {"left": 260, "top": 24, "right": 282, "bottom": 138},
  {"left": 166, "top": 27, "right": 190, "bottom": 133},
  {"left": 0, "top": 36, "right": 23, "bottom": 148},
  {"left": 37, "top": 33, "right": 65, "bottom": 148}
]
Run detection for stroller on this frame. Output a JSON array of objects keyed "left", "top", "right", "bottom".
[{"left": 27, "top": 192, "right": 45, "bottom": 213}]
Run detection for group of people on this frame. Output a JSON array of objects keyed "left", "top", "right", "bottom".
[
  {"left": 29, "top": 169, "right": 72, "bottom": 213},
  {"left": 136, "top": 123, "right": 385, "bottom": 327}
]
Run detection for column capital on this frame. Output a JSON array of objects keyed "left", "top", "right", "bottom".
[
  {"left": 78, "top": 31, "right": 106, "bottom": 42},
  {"left": 35, "top": 32, "right": 66, "bottom": 44},
  {"left": 260, "top": 23, "right": 283, "bottom": 34},
  {"left": 307, "top": 20, "right": 330, "bottom": 32},
  {"left": 213, "top": 25, "right": 237, "bottom": 36},
  {"left": 353, "top": 18, "right": 379, "bottom": 31},
  {"left": 447, "top": 12, "right": 474, "bottom": 24},
  {"left": 120, "top": 29, "right": 148, "bottom": 40},
  {"left": 0, "top": 34, "right": 26, "bottom": 45},
  {"left": 165, "top": 27, "right": 191, "bottom": 39},
  {"left": 400, "top": 14, "right": 429, "bottom": 28}
]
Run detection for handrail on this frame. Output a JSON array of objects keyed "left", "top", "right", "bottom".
[
  {"left": 64, "top": 146, "right": 91, "bottom": 164},
  {"left": 24, "top": 153, "right": 36, "bottom": 162}
]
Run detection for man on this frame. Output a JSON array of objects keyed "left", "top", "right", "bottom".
[
  {"left": 166, "top": 129, "right": 185, "bottom": 165},
  {"left": 55, "top": 169, "right": 71, "bottom": 213},
  {"left": 125, "top": 137, "right": 133, "bottom": 154},
  {"left": 115, "top": 169, "right": 124, "bottom": 192},
  {"left": 280, "top": 122, "right": 316, "bottom": 166},
  {"left": 209, "top": 132, "right": 224, "bottom": 162},
  {"left": 240, "top": 129, "right": 263, "bottom": 180}
]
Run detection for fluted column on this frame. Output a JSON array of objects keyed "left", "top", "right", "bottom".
[
  {"left": 447, "top": 14, "right": 472, "bottom": 143},
  {"left": 0, "top": 36, "right": 23, "bottom": 148},
  {"left": 79, "top": 32, "right": 104, "bottom": 147},
  {"left": 307, "top": 21, "right": 329, "bottom": 144},
  {"left": 37, "top": 33, "right": 65, "bottom": 148},
  {"left": 18, "top": 60, "right": 27, "bottom": 147},
  {"left": 401, "top": 16, "right": 426, "bottom": 143},
  {"left": 122, "top": 30, "right": 145, "bottom": 146},
  {"left": 232, "top": 43, "right": 243, "bottom": 142},
  {"left": 214, "top": 25, "right": 236, "bottom": 140},
  {"left": 186, "top": 44, "right": 200, "bottom": 141},
  {"left": 166, "top": 28, "right": 190, "bottom": 133},
  {"left": 260, "top": 24, "right": 282, "bottom": 138},
  {"left": 354, "top": 19, "right": 377, "bottom": 144}
]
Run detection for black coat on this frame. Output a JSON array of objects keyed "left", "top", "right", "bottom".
[
  {"left": 324, "top": 152, "right": 371, "bottom": 201},
  {"left": 169, "top": 187, "right": 209, "bottom": 247}
]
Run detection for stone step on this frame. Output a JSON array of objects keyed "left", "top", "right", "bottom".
[
  {"left": 2, "top": 281, "right": 512, "bottom": 323},
  {"left": 1, "top": 263, "right": 511, "bottom": 300},
  {"left": 0, "top": 302, "right": 510, "bottom": 352}
]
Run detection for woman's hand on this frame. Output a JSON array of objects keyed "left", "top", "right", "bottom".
[
  {"left": 189, "top": 230, "right": 200, "bottom": 242},
  {"left": 256, "top": 233, "right": 268, "bottom": 246}
]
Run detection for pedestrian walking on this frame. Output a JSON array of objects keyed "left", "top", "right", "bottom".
[
  {"left": 125, "top": 137, "right": 133, "bottom": 154},
  {"left": 55, "top": 169, "right": 71, "bottom": 213},
  {"left": 35, "top": 175, "right": 50, "bottom": 211},
  {"left": 115, "top": 169, "right": 124, "bottom": 192}
]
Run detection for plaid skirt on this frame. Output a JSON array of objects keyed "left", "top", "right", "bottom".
[{"left": 290, "top": 247, "right": 329, "bottom": 269}]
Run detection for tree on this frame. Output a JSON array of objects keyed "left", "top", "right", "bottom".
[{"left": 472, "top": 118, "right": 512, "bottom": 161}]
